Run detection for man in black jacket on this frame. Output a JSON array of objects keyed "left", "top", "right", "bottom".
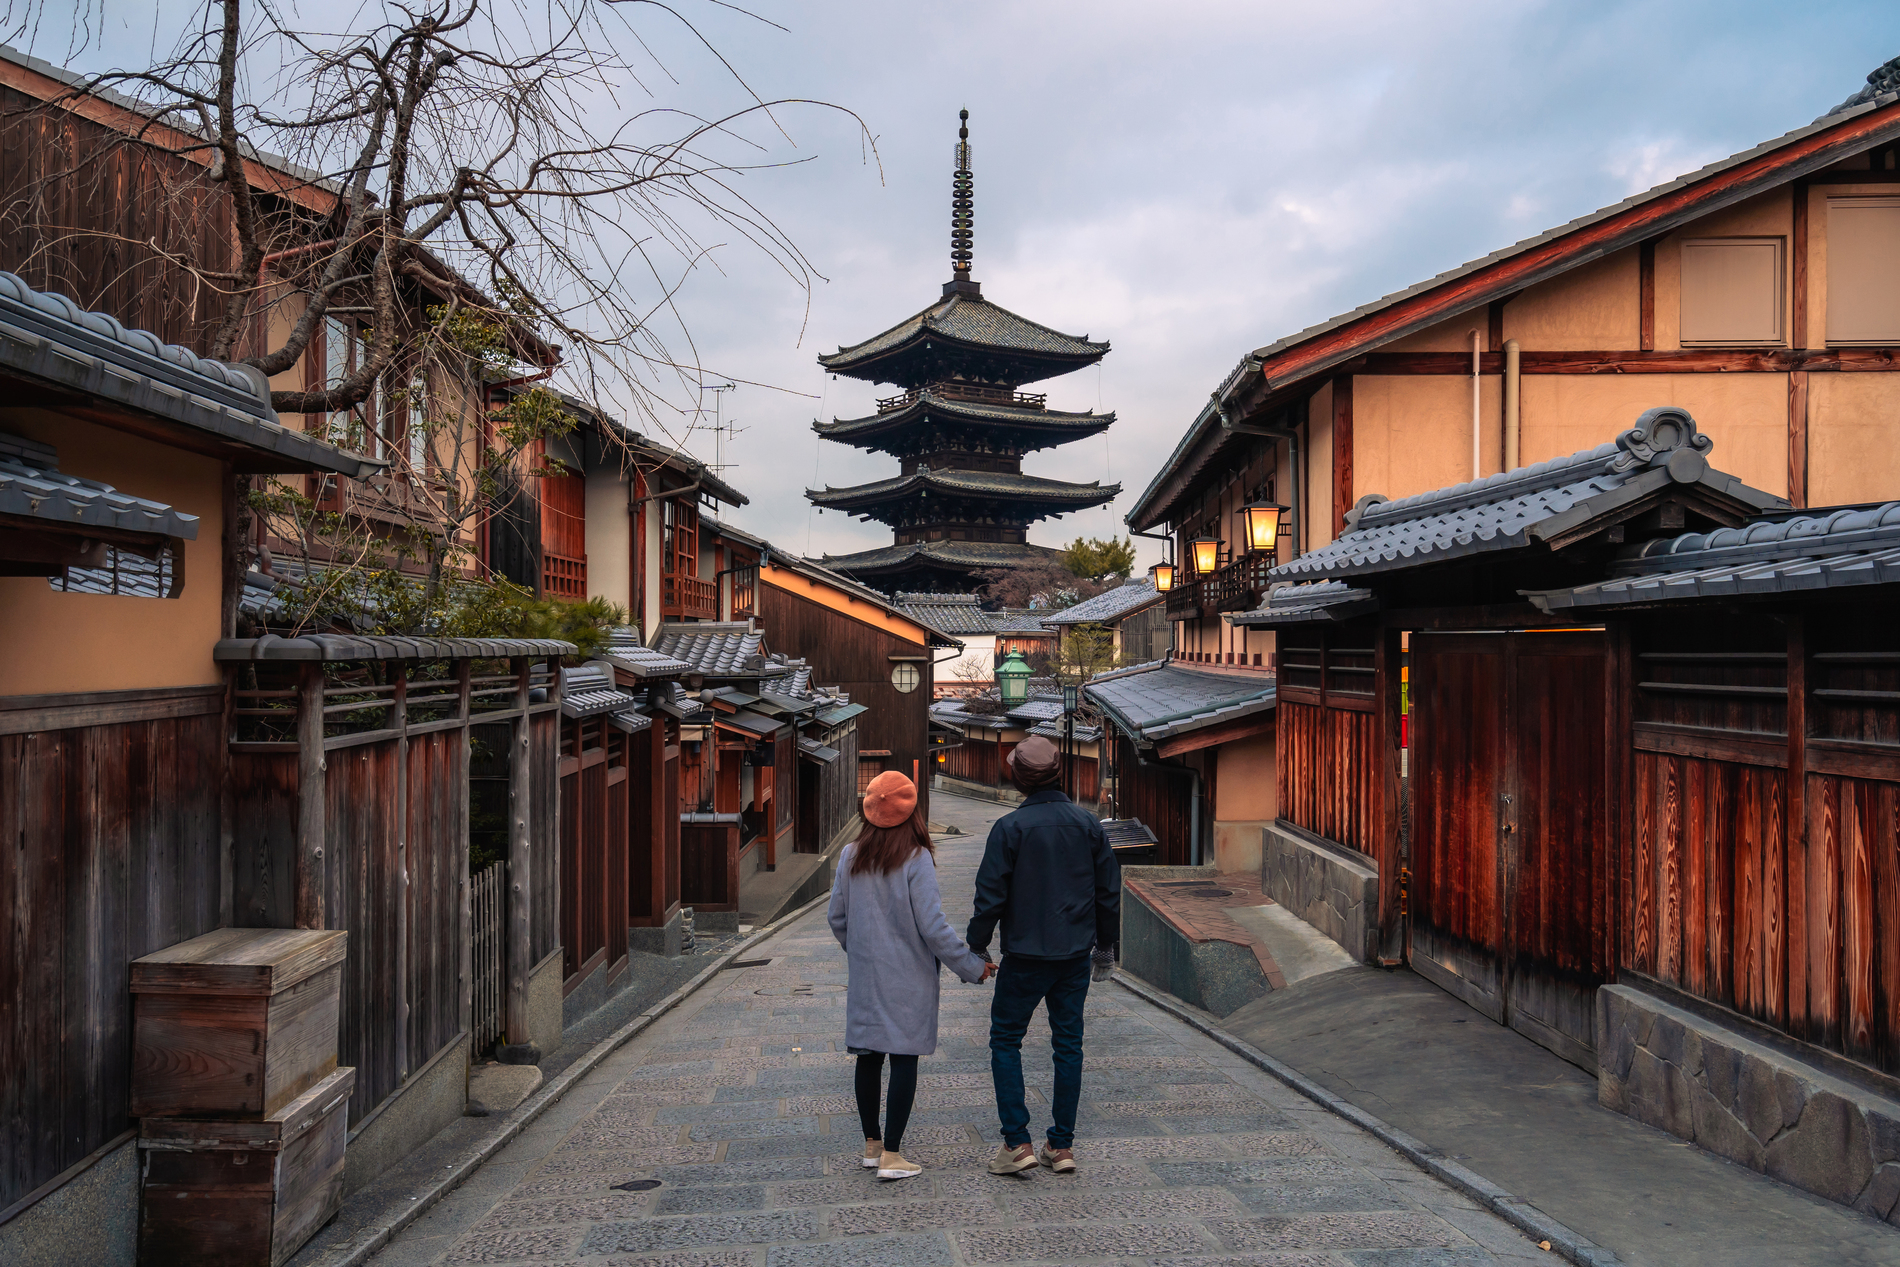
[{"left": 966, "top": 733, "right": 1120, "bottom": 1175}]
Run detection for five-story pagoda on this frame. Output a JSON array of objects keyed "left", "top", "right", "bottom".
[{"left": 809, "top": 110, "right": 1120, "bottom": 593}]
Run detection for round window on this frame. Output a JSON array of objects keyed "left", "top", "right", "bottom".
[{"left": 891, "top": 663, "right": 921, "bottom": 694}]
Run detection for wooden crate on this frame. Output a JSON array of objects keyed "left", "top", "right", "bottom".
[
  {"left": 138, "top": 1066, "right": 354, "bottom": 1267},
  {"left": 131, "top": 927, "right": 348, "bottom": 1119}
]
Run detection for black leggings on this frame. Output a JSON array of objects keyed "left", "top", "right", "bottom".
[{"left": 854, "top": 1052, "right": 919, "bottom": 1152}]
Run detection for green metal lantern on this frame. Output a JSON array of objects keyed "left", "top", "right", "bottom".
[{"left": 996, "top": 649, "right": 1033, "bottom": 705}]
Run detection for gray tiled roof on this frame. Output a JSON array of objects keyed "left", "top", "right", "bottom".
[
  {"left": 820, "top": 292, "right": 1107, "bottom": 370},
  {"left": 1085, "top": 661, "right": 1276, "bottom": 745},
  {"left": 214, "top": 635, "right": 573, "bottom": 661},
  {"left": 604, "top": 628, "right": 692, "bottom": 678},
  {"left": 808, "top": 468, "right": 1118, "bottom": 511},
  {"left": 798, "top": 738, "right": 841, "bottom": 763},
  {"left": 1028, "top": 719, "right": 1102, "bottom": 742},
  {"left": 1823, "top": 55, "right": 1900, "bottom": 119},
  {"left": 823, "top": 539, "right": 1065, "bottom": 574},
  {"left": 0, "top": 431, "right": 199, "bottom": 538},
  {"left": 896, "top": 593, "right": 995, "bottom": 636},
  {"left": 1005, "top": 699, "right": 1067, "bottom": 725},
  {"left": 1039, "top": 579, "right": 1161, "bottom": 627},
  {"left": 1527, "top": 501, "right": 1900, "bottom": 611},
  {"left": 560, "top": 664, "right": 645, "bottom": 720},
  {"left": 989, "top": 609, "right": 1060, "bottom": 634},
  {"left": 817, "top": 392, "right": 1113, "bottom": 443},
  {"left": 1270, "top": 410, "right": 1787, "bottom": 583},
  {"left": 0, "top": 272, "right": 377, "bottom": 477},
  {"left": 1228, "top": 580, "right": 1377, "bottom": 628},
  {"left": 650, "top": 622, "right": 764, "bottom": 677}
]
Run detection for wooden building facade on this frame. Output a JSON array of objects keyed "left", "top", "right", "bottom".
[{"left": 1241, "top": 402, "right": 1900, "bottom": 1217}]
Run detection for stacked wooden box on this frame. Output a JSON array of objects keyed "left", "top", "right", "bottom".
[{"left": 130, "top": 927, "right": 352, "bottom": 1267}]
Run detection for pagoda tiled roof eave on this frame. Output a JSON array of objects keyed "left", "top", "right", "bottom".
[
  {"left": 805, "top": 469, "right": 1121, "bottom": 511},
  {"left": 817, "top": 292, "right": 1109, "bottom": 381},
  {"left": 814, "top": 396, "right": 1115, "bottom": 445}
]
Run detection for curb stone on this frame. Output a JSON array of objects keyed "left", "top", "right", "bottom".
[
  {"left": 1112, "top": 970, "right": 1623, "bottom": 1267},
  {"left": 297, "top": 889, "right": 836, "bottom": 1267}
]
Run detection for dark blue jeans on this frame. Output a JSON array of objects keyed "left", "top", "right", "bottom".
[{"left": 989, "top": 952, "right": 1091, "bottom": 1149}]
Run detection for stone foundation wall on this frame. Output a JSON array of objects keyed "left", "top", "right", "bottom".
[
  {"left": 1260, "top": 820, "right": 1379, "bottom": 963},
  {"left": 1598, "top": 983, "right": 1900, "bottom": 1223}
]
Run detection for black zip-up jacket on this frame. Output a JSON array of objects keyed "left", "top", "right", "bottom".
[{"left": 965, "top": 789, "right": 1120, "bottom": 960}]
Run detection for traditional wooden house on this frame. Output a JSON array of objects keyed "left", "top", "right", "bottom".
[
  {"left": 1040, "top": 578, "right": 1171, "bottom": 664},
  {"left": 897, "top": 592, "right": 1057, "bottom": 694},
  {"left": 1084, "top": 662, "right": 1278, "bottom": 869},
  {"left": 0, "top": 271, "right": 386, "bottom": 1258},
  {"left": 1226, "top": 402, "right": 1900, "bottom": 1219},
  {"left": 754, "top": 555, "right": 962, "bottom": 817},
  {"left": 1131, "top": 52, "right": 1900, "bottom": 673}
]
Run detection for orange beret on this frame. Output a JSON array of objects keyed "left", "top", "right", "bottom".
[{"left": 862, "top": 770, "right": 918, "bottom": 829}]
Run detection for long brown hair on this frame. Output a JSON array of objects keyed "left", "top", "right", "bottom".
[{"left": 850, "top": 805, "right": 935, "bottom": 875}]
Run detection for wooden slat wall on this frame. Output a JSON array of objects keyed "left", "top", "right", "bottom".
[
  {"left": 1627, "top": 619, "right": 1900, "bottom": 1076},
  {"left": 324, "top": 742, "right": 402, "bottom": 1122},
  {"left": 0, "top": 86, "right": 235, "bottom": 351},
  {"left": 0, "top": 706, "right": 222, "bottom": 1214},
  {"left": 1276, "top": 699, "right": 1377, "bottom": 854},
  {"left": 1114, "top": 735, "right": 1195, "bottom": 865},
  {"left": 406, "top": 730, "right": 464, "bottom": 1075}
]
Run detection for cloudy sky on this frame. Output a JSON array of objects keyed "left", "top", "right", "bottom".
[{"left": 48, "top": 1, "right": 1900, "bottom": 569}]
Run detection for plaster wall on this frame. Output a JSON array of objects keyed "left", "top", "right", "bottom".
[
  {"left": 1503, "top": 248, "right": 1641, "bottom": 350},
  {"left": 1306, "top": 382, "right": 1334, "bottom": 552},
  {"left": 1383, "top": 312, "right": 1492, "bottom": 353},
  {"left": 1211, "top": 729, "right": 1276, "bottom": 875},
  {"left": 643, "top": 504, "right": 662, "bottom": 637},
  {"left": 936, "top": 631, "right": 998, "bottom": 690},
  {"left": 1808, "top": 374, "right": 1900, "bottom": 505},
  {"left": 0, "top": 408, "right": 222, "bottom": 695},
  {"left": 1352, "top": 374, "right": 1504, "bottom": 500},
  {"left": 1517, "top": 372, "right": 1789, "bottom": 498},
  {"left": 584, "top": 466, "right": 631, "bottom": 610}
]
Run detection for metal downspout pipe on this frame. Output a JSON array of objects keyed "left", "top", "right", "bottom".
[{"left": 1503, "top": 338, "right": 1522, "bottom": 472}]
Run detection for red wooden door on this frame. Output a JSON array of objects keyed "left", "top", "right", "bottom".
[
  {"left": 1411, "top": 635, "right": 1508, "bottom": 1022},
  {"left": 1411, "top": 632, "right": 1611, "bottom": 1067}
]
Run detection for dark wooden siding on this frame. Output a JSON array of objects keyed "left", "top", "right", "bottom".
[
  {"left": 1627, "top": 614, "right": 1900, "bottom": 1076},
  {"left": 1113, "top": 735, "right": 1196, "bottom": 865},
  {"left": 0, "top": 692, "right": 223, "bottom": 1216},
  {"left": 0, "top": 86, "right": 235, "bottom": 351},
  {"left": 756, "top": 581, "right": 933, "bottom": 820},
  {"left": 530, "top": 710, "right": 560, "bottom": 967},
  {"left": 1276, "top": 626, "right": 1379, "bottom": 856}
]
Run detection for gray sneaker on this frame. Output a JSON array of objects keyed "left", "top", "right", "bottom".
[
  {"left": 1038, "top": 1143, "right": 1076, "bottom": 1173},
  {"left": 989, "top": 1141, "right": 1037, "bottom": 1174}
]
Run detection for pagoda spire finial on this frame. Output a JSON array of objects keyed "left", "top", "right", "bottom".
[{"left": 950, "top": 108, "right": 975, "bottom": 286}]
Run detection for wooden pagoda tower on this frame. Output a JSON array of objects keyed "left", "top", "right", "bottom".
[{"left": 810, "top": 110, "right": 1120, "bottom": 593}]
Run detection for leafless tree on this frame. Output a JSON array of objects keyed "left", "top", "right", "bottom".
[{"left": 5, "top": 0, "right": 874, "bottom": 625}]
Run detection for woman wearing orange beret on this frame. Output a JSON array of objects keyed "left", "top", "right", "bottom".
[{"left": 827, "top": 770, "right": 992, "bottom": 1180}]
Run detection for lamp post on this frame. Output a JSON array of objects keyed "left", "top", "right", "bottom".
[{"left": 996, "top": 649, "right": 1032, "bottom": 706}]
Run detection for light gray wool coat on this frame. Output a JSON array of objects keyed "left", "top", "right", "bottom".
[{"left": 827, "top": 843, "right": 988, "bottom": 1056}]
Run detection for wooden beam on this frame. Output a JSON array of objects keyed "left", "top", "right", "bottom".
[
  {"left": 505, "top": 656, "right": 534, "bottom": 1049},
  {"left": 1154, "top": 710, "right": 1275, "bottom": 759},
  {"left": 1255, "top": 101, "right": 1900, "bottom": 391},
  {"left": 456, "top": 660, "right": 474, "bottom": 1061},
  {"left": 1381, "top": 604, "right": 1593, "bottom": 631},
  {"left": 1377, "top": 625, "right": 1404, "bottom": 960},
  {"left": 1357, "top": 348, "right": 1900, "bottom": 375},
  {"left": 394, "top": 666, "right": 411, "bottom": 1078},
  {"left": 1789, "top": 370, "right": 1810, "bottom": 509},
  {"left": 1332, "top": 375, "right": 1353, "bottom": 534},
  {"left": 295, "top": 662, "right": 326, "bottom": 930},
  {"left": 1639, "top": 240, "right": 1657, "bottom": 352},
  {"left": 1488, "top": 300, "right": 1506, "bottom": 352},
  {"left": 1792, "top": 181, "right": 1810, "bottom": 350}
]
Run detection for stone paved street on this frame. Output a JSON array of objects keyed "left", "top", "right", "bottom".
[{"left": 370, "top": 791, "right": 1550, "bottom": 1267}]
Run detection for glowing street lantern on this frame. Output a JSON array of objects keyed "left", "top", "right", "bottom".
[{"left": 1240, "top": 502, "right": 1287, "bottom": 555}]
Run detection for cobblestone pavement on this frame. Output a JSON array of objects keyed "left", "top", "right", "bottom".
[{"left": 372, "top": 791, "right": 1550, "bottom": 1267}]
